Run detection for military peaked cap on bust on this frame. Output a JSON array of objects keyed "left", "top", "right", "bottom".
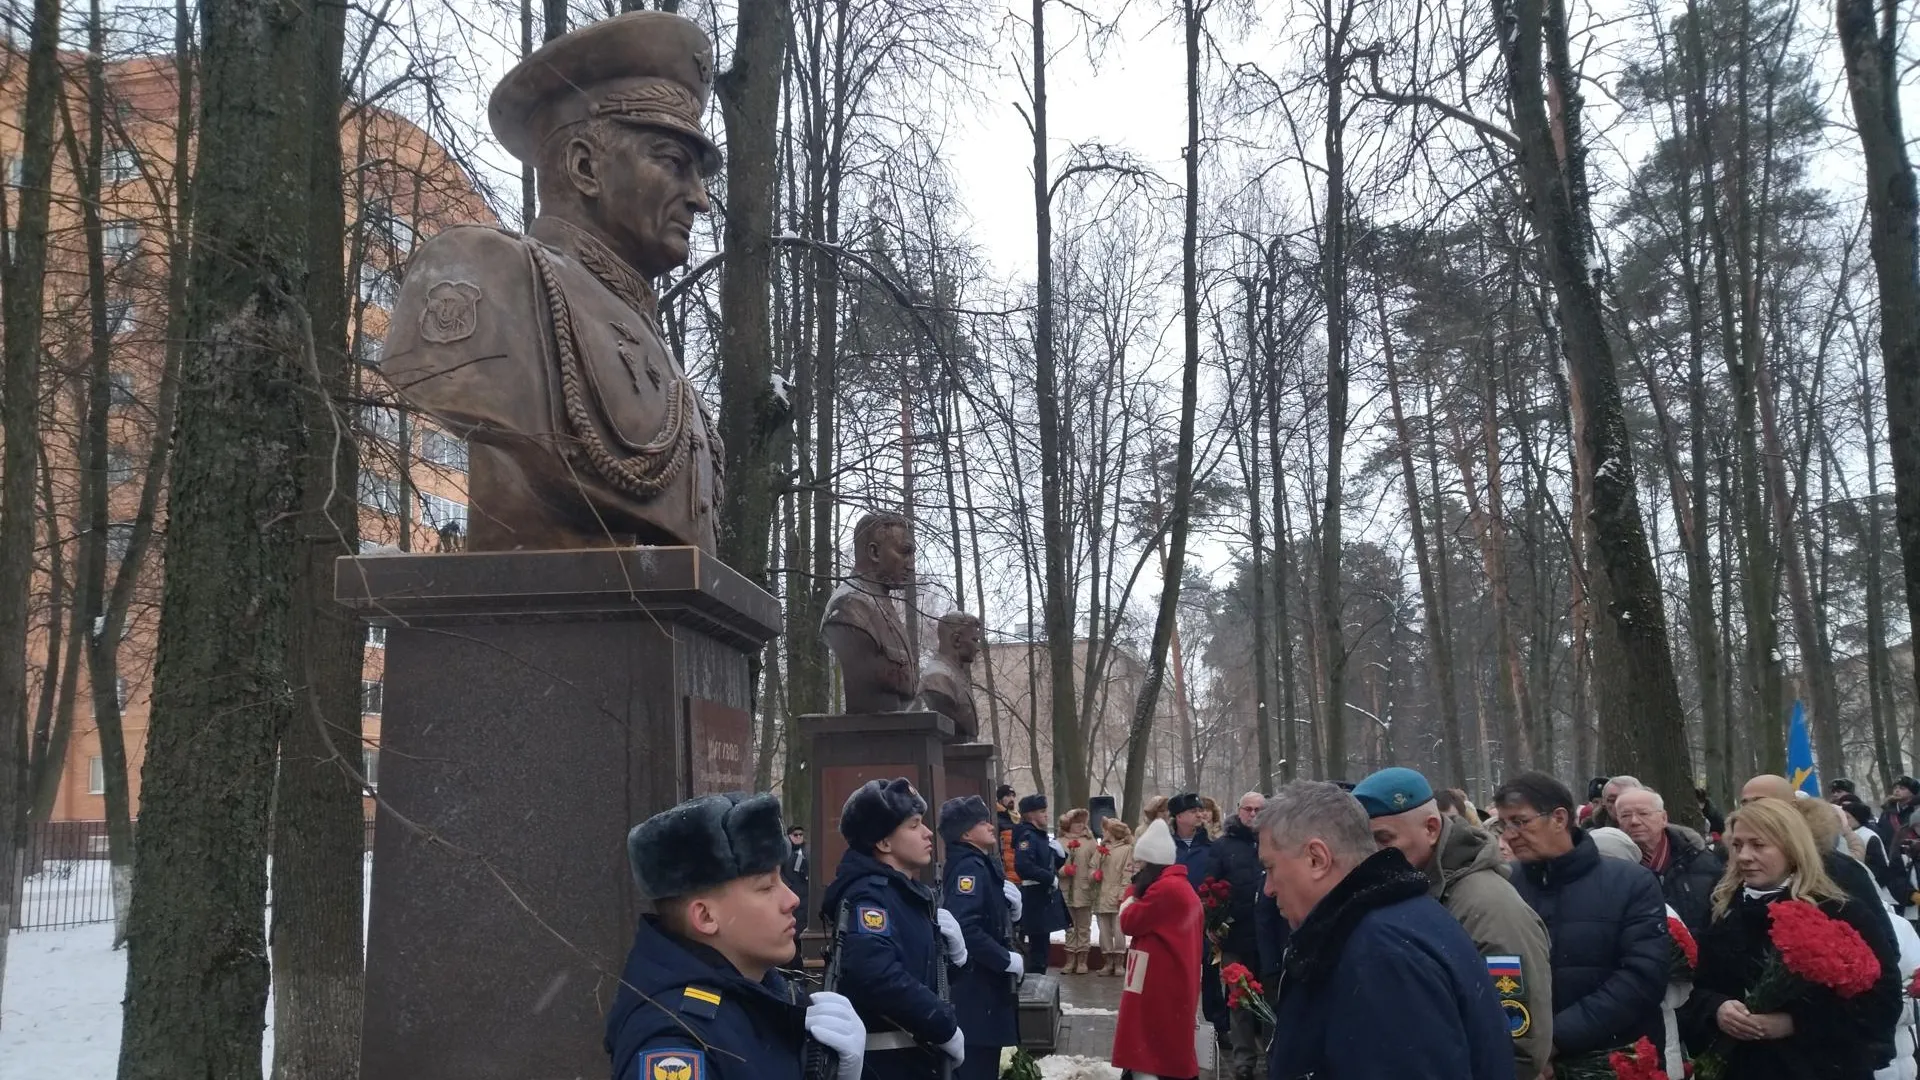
[
  {"left": 489, "top": 10, "right": 721, "bottom": 175},
  {"left": 627, "top": 792, "right": 789, "bottom": 900}
]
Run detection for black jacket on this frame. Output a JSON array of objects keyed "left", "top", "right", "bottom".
[
  {"left": 1203, "top": 819, "right": 1265, "bottom": 962},
  {"left": 1653, "top": 825, "right": 1724, "bottom": 934},
  {"left": 1509, "top": 830, "right": 1669, "bottom": 1058},
  {"left": 781, "top": 844, "right": 809, "bottom": 931},
  {"left": 1679, "top": 889, "right": 1901, "bottom": 1080}
]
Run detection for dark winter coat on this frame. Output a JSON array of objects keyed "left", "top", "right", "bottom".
[
  {"left": 1508, "top": 830, "right": 1669, "bottom": 1059},
  {"left": 782, "top": 843, "right": 811, "bottom": 932},
  {"left": 1652, "top": 825, "right": 1724, "bottom": 934},
  {"left": 1254, "top": 886, "right": 1289, "bottom": 988},
  {"left": 818, "top": 848, "right": 958, "bottom": 1079},
  {"left": 1266, "top": 848, "right": 1514, "bottom": 1080},
  {"left": 1011, "top": 820, "right": 1069, "bottom": 935},
  {"left": 1203, "top": 819, "right": 1265, "bottom": 962},
  {"left": 1826, "top": 850, "right": 1904, "bottom": 1066},
  {"left": 605, "top": 917, "right": 811, "bottom": 1080},
  {"left": 942, "top": 841, "right": 1019, "bottom": 1051},
  {"left": 1679, "top": 889, "right": 1901, "bottom": 1080},
  {"left": 1173, "top": 826, "right": 1213, "bottom": 894}
]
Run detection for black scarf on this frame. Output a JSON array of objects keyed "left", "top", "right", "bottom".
[{"left": 1282, "top": 847, "right": 1430, "bottom": 988}]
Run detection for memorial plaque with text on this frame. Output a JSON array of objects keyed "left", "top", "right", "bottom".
[{"left": 687, "top": 698, "right": 752, "bottom": 796}]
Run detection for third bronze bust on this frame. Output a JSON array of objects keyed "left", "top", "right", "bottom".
[
  {"left": 917, "top": 612, "right": 980, "bottom": 739},
  {"left": 822, "top": 512, "right": 917, "bottom": 713},
  {"left": 378, "top": 12, "right": 723, "bottom": 551}
]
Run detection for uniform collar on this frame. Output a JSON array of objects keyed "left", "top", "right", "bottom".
[{"left": 529, "top": 216, "right": 660, "bottom": 321}]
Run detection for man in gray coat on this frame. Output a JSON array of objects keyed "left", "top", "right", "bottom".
[{"left": 1355, "top": 767, "right": 1553, "bottom": 1079}]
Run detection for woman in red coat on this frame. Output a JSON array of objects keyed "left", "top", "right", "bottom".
[{"left": 1112, "top": 818, "right": 1203, "bottom": 1080}]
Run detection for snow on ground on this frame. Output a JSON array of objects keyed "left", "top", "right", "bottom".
[{"left": 1037, "top": 1055, "right": 1122, "bottom": 1080}]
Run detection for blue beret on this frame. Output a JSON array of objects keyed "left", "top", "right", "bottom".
[{"left": 1352, "top": 767, "right": 1435, "bottom": 819}]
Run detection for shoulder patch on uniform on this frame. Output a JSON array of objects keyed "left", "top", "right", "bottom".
[
  {"left": 957, "top": 875, "right": 976, "bottom": 894},
  {"left": 679, "top": 986, "right": 721, "bottom": 1019},
  {"left": 1485, "top": 955, "right": 1524, "bottom": 999},
  {"left": 1502, "top": 1000, "right": 1531, "bottom": 1039},
  {"left": 857, "top": 905, "right": 890, "bottom": 934},
  {"left": 1019, "top": 839, "right": 1031, "bottom": 849},
  {"left": 641, "top": 1049, "right": 704, "bottom": 1080}
]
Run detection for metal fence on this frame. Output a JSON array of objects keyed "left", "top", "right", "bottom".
[
  {"left": 12, "top": 810, "right": 379, "bottom": 933},
  {"left": 13, "top": 820, "right": 119, "bottom": 932}
]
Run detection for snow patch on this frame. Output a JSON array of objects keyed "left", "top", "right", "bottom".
[{"left": 1036, "top": 1055, "right": 1122, "bottom": 1080}]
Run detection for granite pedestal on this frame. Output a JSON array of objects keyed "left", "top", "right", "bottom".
[
  {"left": 336, "top": 547, "right": 780, "bottom": 1080},
  {"left": 800, "top": 711, "right": 953, "bottom": 886},
  {"left": 944, "top": 742, "right": 998, "bottom": 808}
]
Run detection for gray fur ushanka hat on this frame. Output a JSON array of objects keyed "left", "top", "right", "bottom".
[
  {"left": 627, "top": 792, "right": 789, "bottom": 900},
  {"left": 840, "top": 778, "right": 927, "bottom": 853}
]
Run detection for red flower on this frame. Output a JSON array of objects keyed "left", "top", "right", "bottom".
[
  {"left": 1907, "top": 968, "right": 1920, "bottom": 999},
  {"left": 1062, "top": 863, "right": 1076, "bottom": 878},
  {"left": 1097, "top": 843, "right": 1110, "bottom": 855},
  {"left": 1092, "top": 869, "right": 1103, "bottom": 882},
  {"left": 1606, "top": 1036, "right": 1670, "bottom": 1080},
  {"left": 1668, "top": 915, "right": 1698, "bottom": 974},
  {"left": 1068, "top": 839, "right": 1081, "bottom": 850},
  {"left": 1221, "top": 962, "right": 1252, "bottom": 984},
  {"left": 1767, "top": 899, "right": 1881, "bottom": 998}
]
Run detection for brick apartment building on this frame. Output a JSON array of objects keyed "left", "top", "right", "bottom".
[{"left": 1, "top": 44, "right": 494, "bottom": 824}]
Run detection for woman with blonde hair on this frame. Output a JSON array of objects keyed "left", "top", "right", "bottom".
[
  {"left": 1140, "top": 794, "right": 1169, "bottom": 831},
  {"left": 1679, "top": 798, "right": 1899, "bottom": 1080}
]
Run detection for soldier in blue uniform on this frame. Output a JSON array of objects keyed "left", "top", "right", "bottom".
[
  {"left": 606, "top": 792, "right": 868, "bottom": 1080},
  {"left": 819, "top": 778, "right": 970, "bottom": 1079},
  {"left": 938, "top": 795, "right": 1026, "bottom": 1080},
  {"left": 1011, "top": 793, "right": 1064, "bottom": 974}
]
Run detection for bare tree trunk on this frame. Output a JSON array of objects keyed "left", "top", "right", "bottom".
[
  {"left": 1238, "top": 298, "right": 1275, "bottom": 790},
  {"left": 1318, "top": 0, "right": 1354, "bottom": 781},
  {"left": 1269, "top": 337, "right": 1300, "bottom": 785},
  {"left": 118, "top": 0, "right": 321, "bottom": 1066},
  {"left": 1495, "top": 0, "right": 1698, "bottom": 826},
  {"left": 0, "top": 0, "right": 66, "bottom": 1003},
  {"left": 1123, "top": 0, "right": 1205, "bottom": 819}
]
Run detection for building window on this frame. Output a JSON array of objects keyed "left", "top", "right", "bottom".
[
  {"left": 357, "top": 472, "right": 402, "bottom": 515},
  {"left": 109, "top": 368, "right": 138, "bottom": 406},
  {"left": 362, "top": 200, "right": 417, "bottom": 258},
  {"left": 106, "top": 442, "right": 136, "bottom": 486},
  {"left": 361, "top": 680, "right": 383, "bottom": 715},
  {"left": 352, "top": 333, "right": 383, "bottom": 368},
  {"left": 88, "top": 756, "right": 105, "bottom": 795},
  {"left": 107, "top": 297, "right": 133, "bottom": 335},
  {"left": 366, "top": 625, "right": 387, "bottom": 648},
  {"left": 4, "top": 155, "right": 20, "bottom": 187},
  {"left": 357, "top": 261, "right": 399, "bottom": 308},
  {"left": 103, "top": 221, "right": 139, "bottom": 260},
  {"left": 418, "top": 491, "right": 467, "bottom": 531},
  {"left": 421, "top": 429, "right": 467, "bottom": 471},
  {"left": 359, "top": 404, "right": 403, "bottom": 443},
  {"left": 363, "top": 747, "right": 379, "bottom": 791},
  {"left": 106, "top": 521, "right": 134, "bottom": 562},
  {"left": 103, "top": 146, "right": 137, "bottom": 183}
]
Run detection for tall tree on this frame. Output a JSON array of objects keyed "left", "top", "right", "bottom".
[
  {"left": 1317, "top": 0, "right": 1355, "bottom": 780},
  {"left": 117, "top": 0, "right": 322, "bottom": 1069},
  {"left": 1836, "top": 0, "right": 1920, "bottom": 726}
]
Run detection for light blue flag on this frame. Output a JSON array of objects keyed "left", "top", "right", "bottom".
[{"left": 1787, "top": 700, "right": 1820, "bottom": 796}]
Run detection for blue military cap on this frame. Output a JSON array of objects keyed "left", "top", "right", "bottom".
[{"left": 1352, "top": 767, "right": 1435, "bottom": 819}]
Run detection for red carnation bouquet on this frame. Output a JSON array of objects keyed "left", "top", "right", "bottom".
[
  {"left": 1093, "top": 842, "right": 1109, "bottom": 883},
  {"left": 1556, "top": 1037, "right": 1671, "bottom": 1080},
  {"left": 1199, "top": 877, "right": 1234, "bottom": 962},
  {"left": 1907, "top": 968, "right": 1920, "bottom": 999},
  {"left": 1220, "top": 962, "right": 1274, "bottom": 1026},
  {"left": 1668, "top": 915, "right": 1698, "bottom": 982}
]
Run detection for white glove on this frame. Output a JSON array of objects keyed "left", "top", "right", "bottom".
[
  {"left": 1003, "top": 880, "right": 1023, "bottom": 921},
  {"left": 1005, "top": 950, "right": 1025, "bottom": 978},
  {"left": 935, "top": 907, "right": 969, "bottom": 967},
  {"left": 1049, "top": 837, "right": 1066, "bottom": 859},
  {"left": 804, "top": 991, "right": 866, "bottom": 1080},
  {"left": 938, "top": 1029, "right": 966, "bottom": 1066}
]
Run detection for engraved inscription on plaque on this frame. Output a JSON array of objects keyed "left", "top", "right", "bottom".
[{"left": 687, "top": 698, "right": 751, "bottom": 796}]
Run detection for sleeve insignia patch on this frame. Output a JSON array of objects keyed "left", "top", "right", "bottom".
[
  {"left": 679, "top": 986, "right": 721, "bottom": 1020},
  {"left": 1502, "top": 1000, "right": 1531, "bottom": 1039},
  {"left": 1019, "top": 840, "right": 1031, "bottom": 849},
  {"left": 957, "top": 875, "right": 976, "bottom": 894},
  {"left": 1485, "top": 955, "right": 1525, "bottom": 999},
  {"left": 642, "top": 1049, "right": 704, "bottom": 1080},
  {"left": 858, "top": 905, "right": 889, "bottom": 934}
]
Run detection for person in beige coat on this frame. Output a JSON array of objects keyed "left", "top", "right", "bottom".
[
  {"left": 1057, "top": 808, "right": 1100, "bottom": 973},
  {"left": 1092, "top": 817, "right": 1134, "bottom": 975}
]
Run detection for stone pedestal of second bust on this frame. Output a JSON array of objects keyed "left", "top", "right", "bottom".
[
  {"left": 800, "top": 711, "right": 953, "bottom": 883},
  {"left": 336, "top": 547, "right": 779, "bottom": 1080},
  {"left": 944, "top": 741, "right": 998, "bottom": 808}
]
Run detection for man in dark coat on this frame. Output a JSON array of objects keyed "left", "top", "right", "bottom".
[
  {"left": 819, "top": 778, "right": 969, "bottom": 1079},
  {"left": 1205, "top": 791, "right": 1269, "bottom": 1080},
  {"left": 1260, "top": 780, "right": 1513, "bottom": 1080},
  {"left": 607, "top": 792, "right": 867, "bottom": 1080},
  {"left": 1011, "top": 793, "right": 1062, "bottom": 974},
  {"left": 781, "top": 825, "right": 810, "bottom": 937},
  {"left": 1169, "top": 791, "right": 1227, "bottom": 1043},
  {"left": 1496, "top": 772, "right": 1669, "bottom": 1065},
  {"left": 938, "top": 795, "right": 1023, "bottom": 1080},
  {"left": 1613, "top": 787, "right": 1724, "bottom": 933}
]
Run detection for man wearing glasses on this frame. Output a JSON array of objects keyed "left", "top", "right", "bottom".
[{"left": 1496, "top": 772, "right": 1668, "bottom": 1070}]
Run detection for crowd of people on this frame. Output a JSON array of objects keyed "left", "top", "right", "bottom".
[{"left": 597, "top": 767, "right": 1920, "bottom": 1080}]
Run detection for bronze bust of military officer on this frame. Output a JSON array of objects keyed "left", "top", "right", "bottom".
[
  {"left": 917, "top": 611, "right": 981, "bottom": 739},
  {"left": 823, "top": 512, "right": 919, "bottom": 714},
  {"left": 379, "top": 12, "right": 723, "bottom": 551}
]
